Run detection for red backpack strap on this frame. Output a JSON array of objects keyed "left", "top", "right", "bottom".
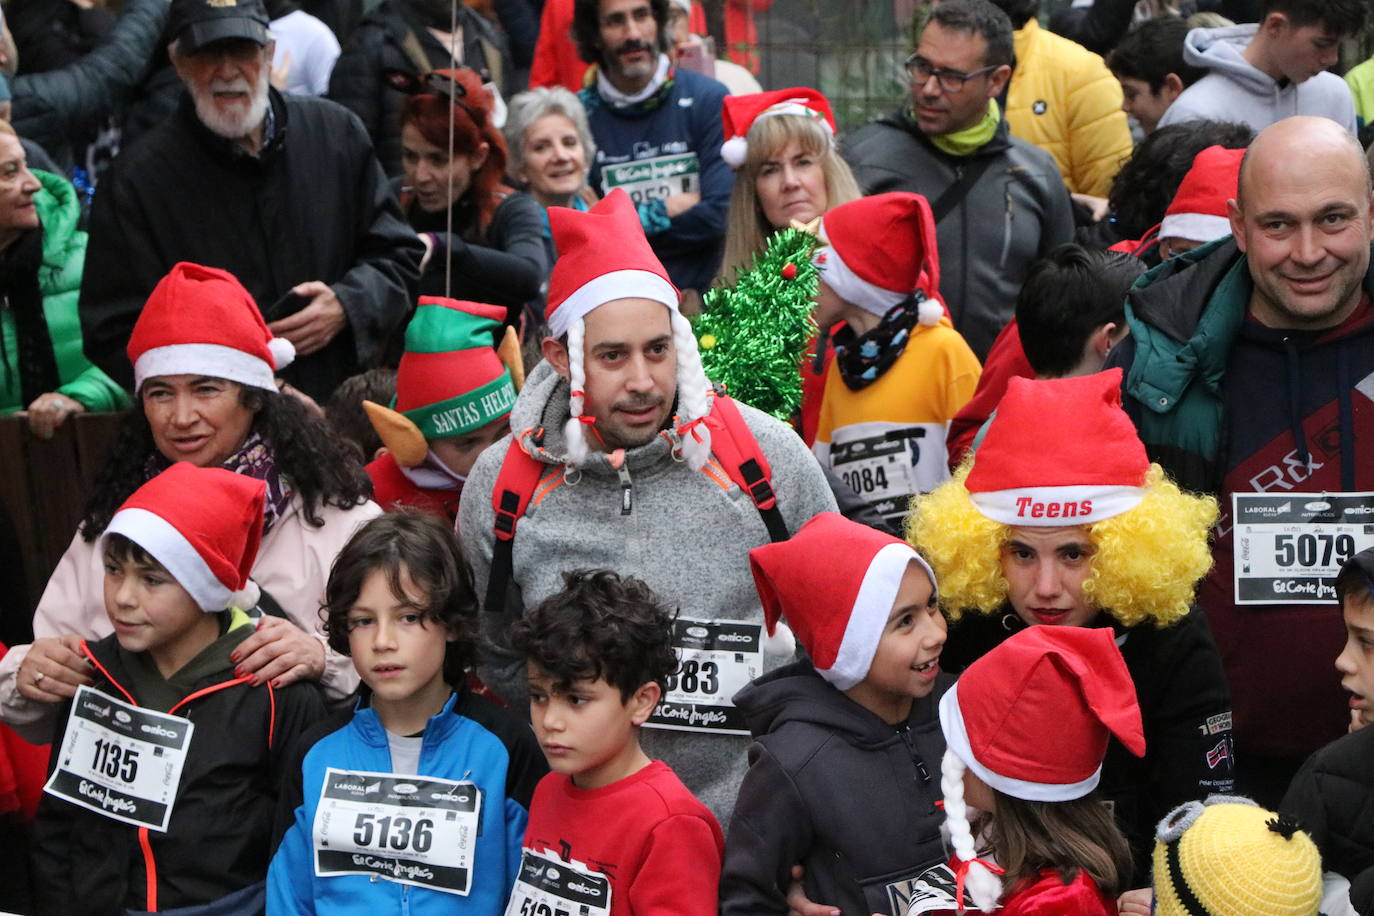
[
  {"left": 485, "top": 435, "right": 549, "bottom": 614},
  {"left": 703, "top": 396, "right": 790, "bottom": 543}
]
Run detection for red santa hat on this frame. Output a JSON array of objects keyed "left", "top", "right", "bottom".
[
  {"left": 720, "top": 87, "right": 836, "bottom": 169},
  {"left": 939, "top": 626, "right": 1145, "bottom": 911},
  {"left": 813, "top": 192, "right": 946, "bottom": 324},
  {"left": 749, "top": 512, "right": 937, "bottom": 690},
  {"left": 964, "top": 368, "right": 1149, "bottom": 526},
  {"left": 103, "top": 463, "right": 267, "bottom": 612},
  {"left": 128, "top": 262, "right": 295, "bottom": 392},
  {"left": 545, "top": 189, "right": 714, "bottom": 470},
  {"left": 1158, "top": 145, "right": 1244, "bottom": 245}
]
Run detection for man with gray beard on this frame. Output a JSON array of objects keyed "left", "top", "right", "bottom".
[{"left": 78, "top": 0, "right": 423, "bottom": 401}]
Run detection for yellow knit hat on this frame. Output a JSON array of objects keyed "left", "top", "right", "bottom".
[{"left": 1153, "top": 796, "right": 1322, "bottom": 916}]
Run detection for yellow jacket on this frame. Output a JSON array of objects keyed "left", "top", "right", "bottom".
[{"left": 1005, "top": 19, "right": 1133, "bottom": 198}]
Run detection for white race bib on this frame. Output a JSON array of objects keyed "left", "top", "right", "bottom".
[
  {"left": 830, "top": 422, "right": 948, "bottom": 527},
  {"left": 43, "top": 685, "right": 193, "bottom": 832},
  {"left": 600, "top": 153, "right": 700, "bottom": 208},
  {"left": 1232, "top": 492, "right": 1374, "bottom": 604},
  {"left": 646, "top": 618, "right": 762, "bottom": 736},
  {"left": 312, "top": 768, "right": 482, "bottom": 895},
  {"left": 504, "top": 849, "right": 612, "bottom": 916}
]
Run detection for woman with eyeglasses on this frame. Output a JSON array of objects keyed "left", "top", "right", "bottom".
[{"left": 399, "top": 68, "right": 548, "bottom": 331}]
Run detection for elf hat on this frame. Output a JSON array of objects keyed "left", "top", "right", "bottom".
[
  {"left": 749, "top": 512, "right": 937, "bottom": 690},
  {"left": 128, "top": 262, "right": 295, "bottom": 393},
  {"left": 1158, "top": 145, "right": 1244, "bottom": 245},
  {"left": 813, "top": 192, "right": 945, "bottom": 324},
  {"left": 720, "top": 88, "right": 836, "bottom": 169},
  {"left": 363, "top": 298, "right": 522, "bottom": 467},
  {"left": 545, "top": 189, "right": 714, "bottom": 471},
  {"left": 103, "top": 463, "right": 266, "bottom": 612},
  {"left": 938, "top": 626, "right": 1144, "bottom": 912},
  {"left": 1153, "top": 797, "right": 1322, "bottom": 916},
  {"left": 965, "top": 368, "right": 1149, "bottom": 526}
]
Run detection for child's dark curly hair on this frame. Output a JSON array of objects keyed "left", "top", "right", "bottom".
[
  {"left": 510, "top": 569, "right": 679, "bottom": 701},
  {"left": 321, "top": 512, "right": 479, "bottom": 688}
]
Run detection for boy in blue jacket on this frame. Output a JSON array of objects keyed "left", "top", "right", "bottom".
[{"left": 268, "top": 513, "right": 546, "bottom": 913}]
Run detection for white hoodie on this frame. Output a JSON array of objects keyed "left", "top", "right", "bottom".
[{"left": 1158, "top": 24, "right": 1357, "bottom": 134}]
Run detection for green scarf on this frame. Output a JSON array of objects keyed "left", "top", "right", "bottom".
[{"left": 928, "top": 100, "right": 1000, "bottom": 157}]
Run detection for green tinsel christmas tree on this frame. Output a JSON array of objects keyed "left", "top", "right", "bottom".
[{"left": 694, "top": 227, "right": 820, "bottom": 420}]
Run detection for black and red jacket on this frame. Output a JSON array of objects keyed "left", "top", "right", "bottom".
[{"left": 31, "top": 628, "right": 326, "bottom": 914}]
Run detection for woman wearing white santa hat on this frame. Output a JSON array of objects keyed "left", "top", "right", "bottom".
[{"left": 2, "top": 262, "right": 380, "bottom": 744}]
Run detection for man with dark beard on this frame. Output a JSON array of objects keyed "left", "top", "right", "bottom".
[
  {"left": 77, "top": 0, "right": 423, "bottom": 401},
  {"left": 571, "top": 0, "right": 732, "bottom": 301}
]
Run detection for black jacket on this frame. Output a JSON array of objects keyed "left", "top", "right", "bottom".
[
  {"left": 11, "top": 0, "right": 168, "bottom": 169},
  {"left": 720, "top": 662, "right": 952, "bottom": 916},
  {"left": 400, "top": 184, "right": 547, "bottom": 324},
  {"left": 31, "top": 626, "right": 326, "bottom": 914},
  {"left": 79, "top": 89, "right": 424, "bottom": 401},
  {"left": 941, "top": 608, "right": 1235, "bottom": 882},
  {"left": 1283, "top": 726, "right": 1374, "bottom": 915},
  {"left": 327, "top": 0, "right": 512, "bottom": 177}
]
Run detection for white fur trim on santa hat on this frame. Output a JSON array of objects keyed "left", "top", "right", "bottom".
[
  {"left": 823, "top": 542, "right": 930, "bottom": 690},
  {"left": 969, "top": 484, "right": 1146, "bottom": 527},
  {"left": 548, "top": 270, "right": 679, "bottom": 339},
  {"left": 813, "top": 244, "right": 907, "bottom": 318},
  {"left": 940, "top": 683, "right": 1103, "bottom": 802},
  {"left": 722, "top": 101, "right": 834, "bottom": 169},
  {"left": 1158, "top": 212, "right": 1231, "bottom": 245},
  {"left": 134, "top": 342, "right": 281, "bottom": 392},
  {"left": 104, "top": 508, "right": 233, "bottom": 612}
]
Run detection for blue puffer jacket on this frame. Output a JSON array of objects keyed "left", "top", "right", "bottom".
[{"left": 268, "top": 689, "right": 546, "bottom": 915}]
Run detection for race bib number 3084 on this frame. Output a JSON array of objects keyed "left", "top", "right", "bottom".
[
  {"left": 1232, "top": 492, "right": 1374, "bottom": 604},
  {"left": 43, "top": 685, "right": 193, "bottom": 832},
  {"left": 312, "top": 769, "right": 481, "bottom": 895}
]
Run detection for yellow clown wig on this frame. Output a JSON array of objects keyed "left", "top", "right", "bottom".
[{"left": 909, "top": 461, "right": 1217, "bottom": 627}]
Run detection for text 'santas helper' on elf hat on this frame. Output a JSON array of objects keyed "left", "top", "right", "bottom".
[
  {"left": 363, "top": 297, "right": 522, "bottom": 467},
  {"left": 104, "top": 463, "right": 267, "bottom": 613},
  {"left": 966, "top": 368, "right": 1149, "bottom": 526},
  {"left": 749, "top": 511, "right": 937, "bottom": 690},
  {"left": 168, "top": 0, "right": 270, "bottom": 54},
  {"left": 127, "top": 261, "right": 294, "bottom": 393},
  {"left": 719, "top": 88, "right": 836, "bottom": 169},
  {"left": 939, "top": 626, "right": 1145, "bottom": 910},
  {"left": 545, "top": 188, "right": 714, "bottom": 470},
  {"left": 1158, "top": 145, "right": 1245, "bottom": 245},
  {"left": 813, "top": 192, "right": 947, "bottom": 325}
]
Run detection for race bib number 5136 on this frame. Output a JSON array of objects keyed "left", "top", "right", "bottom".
[{"left": 313, "top": 769, "right": 482, "bottom": 895}]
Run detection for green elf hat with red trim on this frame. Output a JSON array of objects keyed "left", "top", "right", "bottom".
[{"left": 364, "top": 297, "right": 520, "bottom": 466}]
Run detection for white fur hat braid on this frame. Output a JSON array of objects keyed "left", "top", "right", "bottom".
[
  {"left": 670, "top": 310, "right": 712, "bottom": 471},
  {"left": 940, "top": 748, "right": 1004, "bottom": 913},
  {"left": 563, "top": 317, "right": 592, "bottom": 467}
]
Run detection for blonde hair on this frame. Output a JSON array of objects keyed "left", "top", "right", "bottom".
[
  {"left": 908, "top": 462, "right": 1218, "bottom": 626},
  {"left": 716, "top": 113, "right": 862, "bottom": 283}
]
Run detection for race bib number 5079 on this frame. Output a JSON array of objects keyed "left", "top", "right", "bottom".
[{"left": 1233, "top": 492, "right": 1374, "bottom": 604}]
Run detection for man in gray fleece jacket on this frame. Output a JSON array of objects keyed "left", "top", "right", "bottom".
[
  {"left": 458, "top": 189, "right": 836, "bottom": 824},
  {"left": 1158, "top": 0, "right": 1365, "bottom": 134}
]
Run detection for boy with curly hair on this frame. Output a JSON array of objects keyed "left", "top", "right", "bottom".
[
  {"left": 909, "top": 368, "right": 1233, "bottom": 888},
  {"left": 509, "top": 569, "right": 723, "bottom": 916}
]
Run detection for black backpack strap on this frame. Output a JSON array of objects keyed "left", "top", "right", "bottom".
[{"left": 929, "top": 155, "right": 997, "bottom": 224}]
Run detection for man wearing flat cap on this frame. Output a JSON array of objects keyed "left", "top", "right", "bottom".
[{"left": 77, "top": 0, "right": 423, "bottom": 401}]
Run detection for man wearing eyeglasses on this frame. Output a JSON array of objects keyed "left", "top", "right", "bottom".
[
  {"left": 77, "top": 0, "right": 423, "bottom": 401},
  {"left": 844, "top": 0, "right": 1073, "bottom": 362}
]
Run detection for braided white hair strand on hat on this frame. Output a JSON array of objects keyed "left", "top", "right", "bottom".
[
  {"left": 563, "top": 318, "right": 592, "bottom": 467},
  {"left": 670, "top": 310, "right": 712, "bottom": 470},
  {"left": 941, "top": 748, "right": 1004, "bottom": 913}
]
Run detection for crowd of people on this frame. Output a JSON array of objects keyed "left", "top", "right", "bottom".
[{"left": 0, "top": 0, "right": 1372, "bottom": 912}]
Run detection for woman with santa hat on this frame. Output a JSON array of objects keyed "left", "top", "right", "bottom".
[{"left": 0, "top": 262, "right": 379, "bottom": 744}]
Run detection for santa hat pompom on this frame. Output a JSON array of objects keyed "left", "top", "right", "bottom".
[
  {"left": 721, "top": 135, "right": 749, "bottom": 169},
  {"left": 917, "top": 298, "right": 943, "bottom": 327},
  {"left": 761, "top": 620, "right": 796, "bottom": 658},
  {"left": 268, "top": 335, "right": 296, "bottom": 372}
]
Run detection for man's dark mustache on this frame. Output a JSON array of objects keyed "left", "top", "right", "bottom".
[
  {"left": 614, "top": 40, "right": 654, "bottom": 56},
  {"left": 615, "top": 395, "right": 664, "bottom": 411}
]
